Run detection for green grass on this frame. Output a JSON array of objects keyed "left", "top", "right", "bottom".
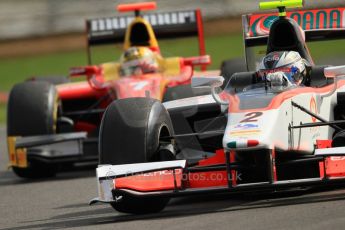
[
  {"left": 308, "top": 40, "right": 345, "bottom": 61},
  {"left": 0, "top": 104, "right": 6, "bottom": 124},
  {"left": 0, "top": 32, "right": 345, "bottom": 123}
]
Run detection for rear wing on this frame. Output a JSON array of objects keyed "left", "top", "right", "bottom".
[
  {"left": 243, "top": 7, "right": 345, "bottom": 70},
  {"left": 86, "top": 9, "right": 205, "bottom": 63},
  {"left": 243, "top": 7, "right": 345, "bottom": 47}
]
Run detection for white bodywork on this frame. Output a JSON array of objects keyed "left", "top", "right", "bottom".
[
  {"left": 222, "top": 66, "right": 345, "bottom": 153},
  {"left": 94, "top": 160, "right": 186, "bottom": 202},
  {"left": 223, "top": 85, "right": 345, "bottom": 153},
  {"left": 191, "top": 75, "right": 224, "bottom": 88},
  {"left": 163, "top": 94, "right": 215, "bottom": 110}
]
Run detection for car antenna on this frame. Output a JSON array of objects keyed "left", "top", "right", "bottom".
[{"left": 259, "top": 0, "right": 304, "bottom": 18}]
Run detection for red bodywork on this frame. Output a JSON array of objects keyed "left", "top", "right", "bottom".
[
  {"left": 117, "top": 2, "right": 157, "bottom": 12},
  {"left": 113, "top": 142, "right": 345, "bottom": 193},
  {"left": 56, "top": 55, "right": 210, "bottom": 135},
  {"left": 61, "top": 56, "right": 206, "bottom": 99}
]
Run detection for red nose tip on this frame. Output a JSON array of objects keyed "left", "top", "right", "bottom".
[{"left": 247, "top": 140, "right": 259, "bottom": 147}]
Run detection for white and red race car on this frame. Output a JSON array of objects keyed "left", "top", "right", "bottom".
[{"left": 90, "top": 0, "right": 345, "bottom": 214}]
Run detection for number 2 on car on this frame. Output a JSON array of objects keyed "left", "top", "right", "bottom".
[{"left": 240, "top": 112, "right": 263, "bottom": 123}]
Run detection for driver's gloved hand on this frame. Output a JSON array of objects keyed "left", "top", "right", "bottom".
[{"left": 266, "top": 72, "right": 293, "bottom": 87}]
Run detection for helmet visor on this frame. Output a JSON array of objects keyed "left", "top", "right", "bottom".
[
  {"left": 120, "top": 58, "right": 158, "bottom": 77},
  {"left": 259, "top": 65, "right": 303, "bottom": 84}
]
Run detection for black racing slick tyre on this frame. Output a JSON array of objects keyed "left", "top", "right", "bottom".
[
  {"left": 99, "top": 98, "right": 174, "bottom": 214},
  {"left": 162, "top": 84, "right": 210, "bottom": 102},
  {"left": 7, "top": 81, "right": 59, "bottom": 178}
]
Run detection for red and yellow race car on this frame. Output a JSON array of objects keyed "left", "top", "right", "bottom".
[
  {"left": 70, "top": 2, "right": 213, "bottom": 101},
  {"left": 7, "top": 2, "right": 215, "bottom": 178}
]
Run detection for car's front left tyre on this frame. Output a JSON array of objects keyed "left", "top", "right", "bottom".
[{"left": 99, "top": 97, "right": 175, "bottom": 214}]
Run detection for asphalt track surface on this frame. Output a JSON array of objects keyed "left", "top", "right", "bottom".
[{"left": 2, "top": 125, "right": 345, "bottom": 230}]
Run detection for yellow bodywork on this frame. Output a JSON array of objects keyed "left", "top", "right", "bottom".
[
  {"left": 101, "top": 62, "right": 121, "bottom": 81},
  {"left": 100, "top": 13, "right": 182, "bottom": 82},
  {"left": 159, "top": 57, "right": 181, "bottom": 76},
  {"left": 123, "top": 17, "right": 159, "bottom": 50},
  {"left": 100, "top": 56, "right": 181, "bottom": 82},
  {"left": 7, "top": 136, "right": 27, "bottom": 168}
]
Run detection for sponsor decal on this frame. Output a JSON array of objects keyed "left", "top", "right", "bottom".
[
  {"left": 330, "top": 156, "right": 345, "bottom": 161},
  {"left": 309, "top": 96, "right": 321, "bottom": 133},
  {"left": 229, "top": 130, "right": 261, "bottom": 137},
  {"left": 248, "top": 8, "right": 345, "bottom": 37},
  {"left": 310, "top": 96, "right": 318, "bottom": 123},
  {"left": 259, "top": 67, "right": 293, "bottom": 76},
  {"left": 141, "top": 170, "right": 180, "bottom": 177},
  {"left": 89, "top": 11, "right": 196, "bottom": 32},
  {"left": 264, "top": 53, "right": 280, "bottom": 62},
  {"left": 132, "top": 81, "right": 149, "bottom": 91},
  {"left": 234, "top": 123, "right": 259, "bottom": 130}
]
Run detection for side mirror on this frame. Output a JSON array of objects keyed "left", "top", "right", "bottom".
[
  {"left": 324, "top": 65, "right": 345, "bottom": 78},
  {"left": 191, "top": 76, "right": 228, "bottom": 105},
  {"left": 322, "top": 65, "right": 345, "bottom": 99},
  {"left": 183, "top": 55, "right": 211, "bottom": 67},
  {"left": 70, "top": 66, "right": 100, "bottom": 77},
  {"left": 191, "top": 76, "right": 224, "bottom": 89}
]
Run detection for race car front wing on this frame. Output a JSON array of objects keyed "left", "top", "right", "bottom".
[
  {"left": 91, "top": 146, "right": 345, "bottom": 204},
  {"left": 7, "top": 132, "right": 96, "bottom": 167}
]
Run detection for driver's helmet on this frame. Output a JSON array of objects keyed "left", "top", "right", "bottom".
[
  {"left": 258, "top": 51, "right": 308, "bottom": 86},
  {"left": 119, "top": 46, "right": 159, "bottom": 77}
]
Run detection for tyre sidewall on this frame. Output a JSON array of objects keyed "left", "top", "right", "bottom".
[{"left": 99, "top": 98, "right": 174, "bottom": 165}]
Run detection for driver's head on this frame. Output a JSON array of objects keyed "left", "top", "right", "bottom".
[
  {"left": 119, "top": 46, "right": 159, "bottom": 77},
  {"left": 259, "top": 51, "right": 309, "bottom": 86}
]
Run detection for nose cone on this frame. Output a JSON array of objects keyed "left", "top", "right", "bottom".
[{"left": 223, "top": 109, "right": 286, "bottom": 151}]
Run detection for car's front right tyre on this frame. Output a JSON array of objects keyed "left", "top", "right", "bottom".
[{"left": 7, "top": 81, "right": 58, "bottom": 178}]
